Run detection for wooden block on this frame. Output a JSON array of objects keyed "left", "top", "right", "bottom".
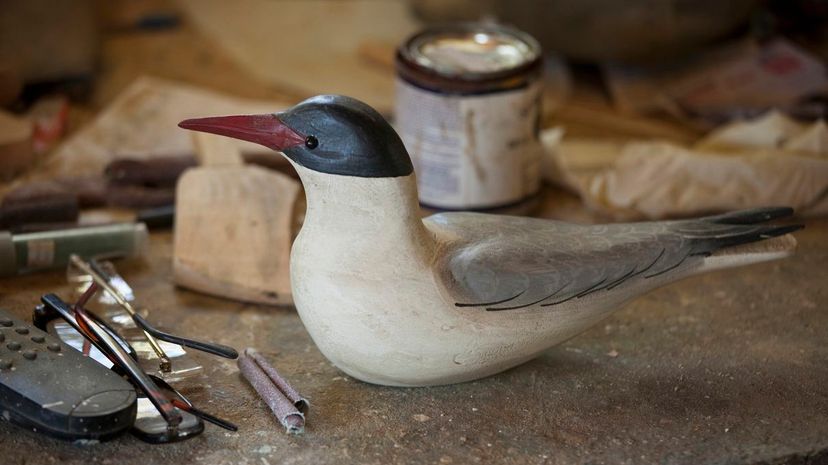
[
  {"left": 191, "top": 128, "right": 244, "bottom": 166},
  {"left": 173, "top": 133, "right": 300, "bottom": 305}
]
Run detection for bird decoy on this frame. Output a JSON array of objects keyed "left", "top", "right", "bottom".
[{"left": 179, "top": 95, "right": 803, "bottom": 387}]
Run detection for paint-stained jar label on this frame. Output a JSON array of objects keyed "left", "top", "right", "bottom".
[{"left": 395, "top": 79, "right": 542, "bottom": 210}]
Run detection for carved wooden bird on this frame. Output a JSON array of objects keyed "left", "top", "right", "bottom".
[{"left": 179, "top": 95, "right": 802, "bottom": 387}]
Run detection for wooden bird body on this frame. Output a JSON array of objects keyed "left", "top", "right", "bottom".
[{"left": 180, "top": 96, "right": 800, "bottom": 387}]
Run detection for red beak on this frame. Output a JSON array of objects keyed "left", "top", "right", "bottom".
[{"left": 178, "top": 114, "right": 305, "bottom": 151}]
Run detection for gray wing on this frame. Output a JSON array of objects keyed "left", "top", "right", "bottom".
[{"left": 426, "top": 208, "right": 799, "bottom": 312}]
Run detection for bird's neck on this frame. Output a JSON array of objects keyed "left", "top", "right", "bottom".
[{"left": 291, "top": 163, "right": 434, "bottom": 267}]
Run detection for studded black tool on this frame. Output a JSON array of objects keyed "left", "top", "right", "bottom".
[{"left": 0, "top": 308, "right": 137, "bottom": 442}]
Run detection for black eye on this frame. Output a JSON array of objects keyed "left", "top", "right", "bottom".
[{"left": 305, "top": 135, "right": 318, "bottom": 149}]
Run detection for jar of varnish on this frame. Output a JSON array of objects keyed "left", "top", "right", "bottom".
[{"left": 395, "top": 23, "right": 543, "bottom": 212}]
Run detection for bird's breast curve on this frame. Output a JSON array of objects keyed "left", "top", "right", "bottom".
[{"left": 286, "top": 233, "right": 628, "bottom": 386}]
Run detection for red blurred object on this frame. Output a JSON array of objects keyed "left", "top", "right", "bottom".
[{"left": 28, "top": 96, "right": 68, "bottom": 154}]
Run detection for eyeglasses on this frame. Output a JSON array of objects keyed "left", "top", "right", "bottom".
[
  {"left": 65, "top": 258, "right": 203, "bottom": 382},
  {"left": 36, "top": 284, "right": 238, "bottom": 442},
  {"left": 68, "top": 255, "right": 238, "bottom": 364}
]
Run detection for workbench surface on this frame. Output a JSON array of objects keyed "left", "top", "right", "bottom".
[{"left": 0, "top": 205, "right": 824, "bottom": 465}]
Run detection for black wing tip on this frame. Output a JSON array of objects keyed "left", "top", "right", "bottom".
[
  {"left": 683, "top": 207, "right": 803, "bottom": 254},
  {"left": 693, "top": 222, "right": 804, "bottom": 253},
  {"left": 759, "top": 223, "right": 804, "bottom": 238},
  {"left": 705, "top": 206, "right": 795, "bottom": 225}
]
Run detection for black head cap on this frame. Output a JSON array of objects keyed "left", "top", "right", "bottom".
[
  {"left": 179, "top": 95, "right": 414, "bottom": 178},
  {"left": 279, "top": 95, "right": 413, "bottom": 178}
]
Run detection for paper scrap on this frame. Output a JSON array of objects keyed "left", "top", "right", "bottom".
[{"left": 544, "top": 111, "right": 828, "bottom": 219}]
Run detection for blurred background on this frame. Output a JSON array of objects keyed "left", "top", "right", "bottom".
[
  {"left": 0, "top": 4, "right": 826, "bottom": 462},
  {"left": 1, "top": 0, "right": 827, "bottom": 225}
]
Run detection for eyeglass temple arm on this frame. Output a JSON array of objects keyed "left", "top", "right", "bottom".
[
  {"left": 79, "top": 255, "right": 238, "bottom": 360},
  {"left": 39, "top": 295, "right": 108, "bottom": 355},
  {"left": 148, "top": 374, "right": 239, "bottom": 432},
  {"left": 171, "top": 399, "right": 238, "bottom": 431},
  {"left": 70, "top": 255, "right": 172, "bottom": 371},
  {"left": 131, "top": 312, "right": 238, "bottom": 359}
]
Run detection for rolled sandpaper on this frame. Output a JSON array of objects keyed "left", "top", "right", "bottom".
[
  {"left": 237, "top": 348, "right": 306, "bottom": 434},
  {"left": 246, "top": 348, "right": 308, "bottom": 411}
]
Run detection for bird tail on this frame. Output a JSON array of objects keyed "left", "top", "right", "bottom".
[{"left": 675, "top": 207, "right": 803, "bottom": 273}]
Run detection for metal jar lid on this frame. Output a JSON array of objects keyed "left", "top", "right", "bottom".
[{"left": 396, "top": 23, "right": 543, "bottom": 95}]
